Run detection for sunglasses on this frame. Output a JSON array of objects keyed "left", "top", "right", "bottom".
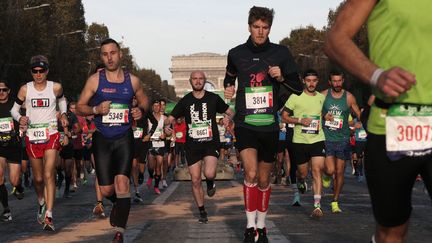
[
  {"left": 0, "top": 88, "right": 9, "bottom": 92},
  {"left": 31, "top": 68, "right": 47, "bottom": 74}
]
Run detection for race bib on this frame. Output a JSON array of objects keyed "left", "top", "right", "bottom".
[
  {"left": 190, "top": 122, "right": 212, "bottom": 140},
  {"left": 102, "top": 103, "right": 129, "bottom": 124},
  {"left": 301, "top": 115, "right": 320, "bottom": 134},
  {"left": 324, "top": 115, "right": 343, "bottom": 130},
  {"left": 0, "top": 117, "right": 14, "bottom": 133},
  {"left": 28, "top": 123, "right": 49, "bottom": 143},
  {"left": 152, "top": 140, "right": 165, "bottom": 148},
  {"left": 175, "top": 132, "right": 183, "bottom": 139},
  {"left": 133, "top": 127, "right": 144, "bottom": 139},
  {"left": 151, "top": 129, "right": 162, "bottom": 140},
  {"left": 358, "top": 130, "right": 367, "bottom": 139},
  {"left": 245, "top": 86, "right": 275, "bottom": 126},
  {"left": 386, "top": 104, "right": 432, "bottom": 160}
]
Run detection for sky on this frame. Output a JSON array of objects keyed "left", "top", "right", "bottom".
[{"left": 83, "top": 0, "right": 344, "bottom": 83}]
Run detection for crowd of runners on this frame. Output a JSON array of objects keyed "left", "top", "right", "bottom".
[{"left": 0, "top": 2, "right": 430, "bottom": 243}]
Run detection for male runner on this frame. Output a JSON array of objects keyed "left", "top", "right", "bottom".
[
  {"left": 325, "top": 1, "right": 431, "bottom": 242},
  {"left": 282, "top": 69, "right": 326, "bottom": 218},
  {"left": 76, "top": 38, "right": 147, "bottom": 242},
  {"left": 0, "top": 80, "right": 24, "bottom": 222},
  {"left": 321, "top": 70, "right": 361, "bottom": 213},
  {"left": 224, "top": 6, "right": 302, "bottom": 243},
  {"left": 165, "top": 70, "right": 234, "bottom": 223}
]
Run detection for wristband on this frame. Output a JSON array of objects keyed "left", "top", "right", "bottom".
[
  {"left": 92, "top": 106, "right": 97, "bottom": 115},
  {"left": 370, "top": 68, "right": 384, "bottom": 87}
]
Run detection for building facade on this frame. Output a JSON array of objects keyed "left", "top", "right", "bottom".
[{"left": 170, "top": 52, "right": 227, "bottom": 97}]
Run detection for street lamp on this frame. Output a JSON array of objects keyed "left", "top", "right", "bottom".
[
  {"left": 23, "top": 3, "right": 50, "bottom": 11},
  {"left": 56, "top": 30, "right": 84, "bottom": 37}
]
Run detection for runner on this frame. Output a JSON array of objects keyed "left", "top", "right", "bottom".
[
  {"left": 223, "top": 6, "right": 302, "bottom": 242},
  {"left": 0, "top": 80, "right": 24, "bottom": 222},
  {"left": 76, "top": 38, "right": 147, "bottom": 242},
  {"left": 165, "top": 70, "right": 234, "bottom": 223},
  {"left": 325, "top": 1, "right": 432, "bottom": 241},
  {"left": 11, "top": 55, "right": 69, "bottom": 231},
  {"left": 282, "top": 69, "right": 326, "bottom": 218},
  {"left": 321, "top": 70, "right": 362, "bottom": 213}
]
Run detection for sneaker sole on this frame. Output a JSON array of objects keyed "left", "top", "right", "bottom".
[{"left": 43, "top": 224, "right": 55, "bottom": 231}]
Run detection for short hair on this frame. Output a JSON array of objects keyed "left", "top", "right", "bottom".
[
  {"left": 100, "top": 38, "right": 120, "bottom": 50},
  {"left": 302, "top": 69, "right": 319, "bottom": 79},
  {"left": 248, "top": 6, "right": 275, "bottom": 26},
  {"left": 159, "top": 98, "right": 166, "bottom": 104},
  {"left": 328, "top": 69, "right": 344, "bottom": 80}
]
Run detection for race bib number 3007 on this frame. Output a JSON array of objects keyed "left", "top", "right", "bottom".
[{"left": 386, "top": 105, "right": 432, "bottom": 160}]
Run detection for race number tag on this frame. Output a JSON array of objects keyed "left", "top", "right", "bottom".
[
  {"left": 358, "top": 130, "right": 367, "bottom": 139},
  {"left": 0, "top": 117, "right": 13, "bottom": 132},
  {"left": 152, "top": 141, "right": 165, "bottom": 148},
  {"left": 190, "top": 122, "right": 212, "bottom": 140},
  {"left": 301, "top": 115, "right": 320, "bottom": 134},
  {"left": 28, "top": 123, "right": 49, "bottom": 143},
  {"left": 245, "top": 86, "right": 273, "bottom": 109},
  {"left": 133, "top": 127, "right": 144, "bottom": 139},
  {"left": 386, "top": 105, "right": 432, "bottom": 160},
  {"left": 245, "top": 86, "right": 275, "bottom": 126},
  {"left": 175, "top": 132, "right": 183, "bottom": 139},
  {"left": 324, "top": 115, "right": 343, "bottom": 130},
  {"left": 102, "top": 103, "right": 129, "bottom": 124}
]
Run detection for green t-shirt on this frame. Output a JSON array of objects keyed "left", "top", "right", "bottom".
[
  {"left": 367, "top": 0, "right": 432, "bottom": 134},
  {"left": 285, "top": 92, "right": 325, "bottom": 144}
]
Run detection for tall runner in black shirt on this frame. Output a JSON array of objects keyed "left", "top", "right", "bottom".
[
  {"left": 0, "top": 80, "right": 24, "bottom": 222},
  {"left": 224, "top": 6, "right": 302, "bottom": 243},
  {"left": 165, "top": 71, "right": 234, "bottom": 223}
]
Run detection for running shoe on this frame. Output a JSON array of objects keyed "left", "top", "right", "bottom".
[
  {"left": 112, "top": 231, "right": 124, "bottom": 243},
  {"left": 93, "top": 202, "right": 106, "bottom": 217},
  {"left": 198, "top": 210, "right": 208, "bottom": 224},
  {"left": 37, "top": 203, "right": 46, "bottom": 224},
  {"left": 82, "top": 179, "right": 88, "bottom": 186},
  {"left": 322, "top": 174, "right": 332, "bottom": 188},
  {"left": 207, "top": 183, "right": 216, "bottom": 197},
  {"left": 13, "top": 189, "right": 24, "bottom": 200},
  {"left": 296, "top": 180, "right": 307, "bottom": 194},
  {"left": 256, "top": 228, "right": 268, "bottom": 243},
  {"left": 311, "top": 203, "right": 323, "bottom": 218},
  {"left": 331, "top": 201, "right": 342, "bottom": 213},
  {"left": 154, "top": 187, "right": 161, "bottom": 195},
  {"left": 146, "top": 178, "right": 153, "bottom": 189},
  {"left": 138, "top": 173, "right": 144, "bottom": 185},
  {"left": 291, "top": 194, "right": 301, "bottom": 207},
  {"left": 133, "top": 192, "right": 143, "bottom": 203},
  {"left": 43, "top": 216, "right": 55, "bottom": 231},
  {"left": 243, "top": 227, "right": 256, "bottom": 243},
  {"left": 110, "top": 203, "right": 117, "bottom": 227},
  {"left": 162, "top": 180, "right": 168, "bottom": 188},
  {"left": 2, "top": 209, "right": 12, "bottom": 222}
]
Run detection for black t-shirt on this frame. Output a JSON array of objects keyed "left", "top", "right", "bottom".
[
  {"left": 225, "top": 36, "right": 299, "bottom": 132},
  {"left": 170, "top": 91, "right": 229, "bottom": 148},
  {"left": 0, "top": 98, "right": 20, "bottom": 146}
]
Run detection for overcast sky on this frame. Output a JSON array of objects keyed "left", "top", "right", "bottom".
[{"left": 83, "top": 0, "right": 344, "bottom": 83}]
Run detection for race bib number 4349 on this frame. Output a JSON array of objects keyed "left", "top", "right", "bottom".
[{"left": 386, "top": 105, "right": 432, "bottom": 160}]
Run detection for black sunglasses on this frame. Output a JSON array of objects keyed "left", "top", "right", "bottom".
[
  {"left": 0, "top": 88, "right": 9, "bottom": 92},
  {"left": 31, "top": 68, "right": 47, "bottom": 74}
]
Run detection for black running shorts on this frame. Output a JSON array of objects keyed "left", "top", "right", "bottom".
[
  {"left": 291, "top": 141, "right": 326, "bottom": 165},
  {"left": 185, "top": 145, "right": 219, "bottom": 166},
  {"left": 0, "top": 145, "right": 21, "bottom": 164},
  {"left": 365, "top": 134, "right": 432, "bottom": 227},
  {"left": 234, "top": 126, "right": 278, "bottom": 163},
  {"left": 92, "top": 130, "right": 134, "bottom": 186}
]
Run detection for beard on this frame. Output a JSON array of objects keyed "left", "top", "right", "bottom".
[
  {"left": 332, "top": 86, "right": 342, "bottom": 92},
  {"left": 192, "top": 85, "right": 204, "bottom": 91}
]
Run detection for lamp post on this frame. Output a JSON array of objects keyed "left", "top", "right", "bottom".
[{"left": 23, "top": 3, "right": 50, "bottom": 11}]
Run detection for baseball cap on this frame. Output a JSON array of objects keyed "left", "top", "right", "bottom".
[{"left": 30, "top": 55, "right": 49, "bottom": 69}]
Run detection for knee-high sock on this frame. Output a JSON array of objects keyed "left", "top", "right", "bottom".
[
  {"left": 243, "top": 181, "right": 258, "bottom": 228},
  {"left": 64, "top": 175, "right": 71, "bottom": 194},
  {"left": 115, "top": 193, "right": 131, "bottom": 230},
  {"left": 257, "top": 185, "right": 271, "bottom": 229},
  {"left": 154, "top": 175, "right": 160, "bottom": 188},
  {"left": 148, "top": 168, "right": 154, "bottom": 179},
  {"left": 0, "top": 184, "right": 9, "bottom": 209}
]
